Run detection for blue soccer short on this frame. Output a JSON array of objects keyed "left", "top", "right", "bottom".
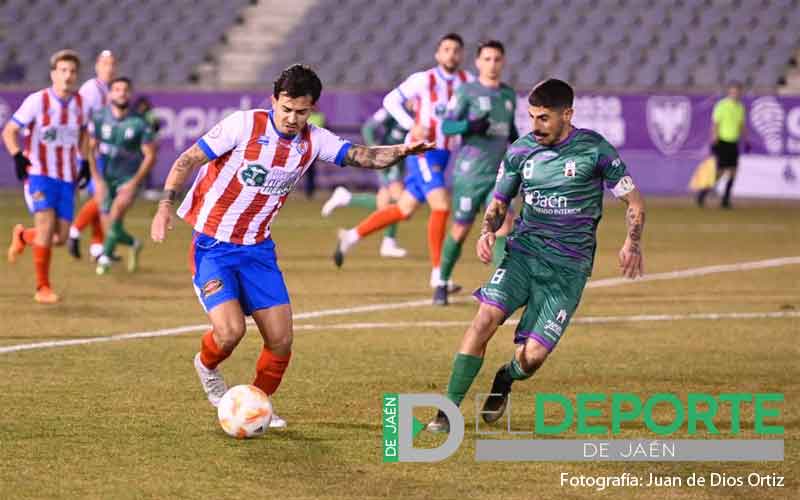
[
  {"left": 24, "top": 174, "right": 76, "bottom": 221},
  {"left": 86, "top": 157, "right": 106, "bottom": 197},
  {"left": 404, "top": 148, "right": 450, "bottom": 202},
  {"left": 191, "top": 233, "right": 290, "bottom": 315}
]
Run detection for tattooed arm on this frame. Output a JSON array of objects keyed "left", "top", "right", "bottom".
[
  {"left": 477, "top": 198, "right": 509, "bottom": 264},
  {"left": 150, "top": 143, "right": 210, "bottom": 242},
  {"left": 343, "top": 140, "right": 434, "bottom": 170},
  {"left": 618, "top": 187, "right": 646, "bottom": 278}
]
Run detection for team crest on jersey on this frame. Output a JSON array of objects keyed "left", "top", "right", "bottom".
[
  {"left": 478, "top": 96, "right": 491, "bottom": 111},
  {"left": 505, "top": 99, "right": 513, "bottom": 111},
  {"left": 238, "top": 163, "right": 270, "bottom": 187},
  {"left": 564, "top": 160, "right": 576, "bottom": 178},
  {"left": 124, "top": 127, "right": 134, "bottom": 139},
  {"left": 202, "top": 279, "right": 223, "bottom": 298},
  {"left": 101, "top": 124, "right": 112, "bottom": 140},
  {"left": 42, "top": 127, "right": 57, "bottom": 143},
  {"left": 294, "top": 140, "right": 308, "bottom": 155},
  {"left": 434, "top": 103, "right": 447, "bottom": 117}
]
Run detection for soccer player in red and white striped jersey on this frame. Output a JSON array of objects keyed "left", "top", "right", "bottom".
[
  {"left": 69, "top": 50, "right": 118, "bottom": 260},
  {"left": 150, "top": 65, "right": 433, "bottom": 424},
  {"left": 334, "top": 33, "right": 474, "bottom": 291},
  {"left": 3, "top": 49, "right": 93, "bottom": 304}
]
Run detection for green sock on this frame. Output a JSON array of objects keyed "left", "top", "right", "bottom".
[
  {"left": 492, "top": 235, "right": 507, "bottom": 268},
  {"left": 105, "top": 221, "right": 134, "bottom": 256},
  {"left": 439, "top": 235, "right": 463, "bottom": 283},
  {"left": 445, "top": 353, "right": 484, "bottom": 406},
  {"left": 349, "top": 193, "right": 377, "bottom": 210},
  {"left": 383, "top": 223, "right": 398, "bottom": 239},
  {"left": 503, "top": 357, "right": 533, "bottom": 381}
]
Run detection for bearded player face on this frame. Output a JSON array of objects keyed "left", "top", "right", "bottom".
[
  {"left": 435, "top": 39, "right": 463, "bottom": 73},
  {"left": 529, "top": 105, "right": 574, "bottom": 146}
]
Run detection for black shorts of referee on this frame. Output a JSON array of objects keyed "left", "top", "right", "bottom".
[{"left": 713, "top": 140, "right": 739, "bottom": 171}]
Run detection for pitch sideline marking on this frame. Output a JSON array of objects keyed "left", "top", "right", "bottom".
[{"left": 1, "top": 256, "right": 798, "bottom": 354}]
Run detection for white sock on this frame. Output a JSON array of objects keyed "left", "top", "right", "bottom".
[
  {"left": 69, "top": 226, "right": 80, "bottom": 239},
  {"left": 345, "top": 228, "right": 360, "bottom": 243}
]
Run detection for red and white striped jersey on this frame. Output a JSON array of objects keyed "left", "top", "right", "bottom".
[
  {"left": 178, "top": 109, "right": 351, "bottom": 245},
  {"left": 384, "top": 67, "right": 474, "bottom": 151},
  {"left": 78, "top": 77, "right": 109, "bottom": 119},
  {"left": 10, "top": 88, "right": 87, "bottom": 183}
]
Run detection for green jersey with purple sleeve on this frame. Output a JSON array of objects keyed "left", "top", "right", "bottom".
[{"left": 493, "top": 128, "right": 634, "bottom": 274}]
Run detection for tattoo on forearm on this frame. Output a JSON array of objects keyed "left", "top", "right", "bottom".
[
  {"left": 162, "top": 144, "right": 207, "bottom": 197},
  {"left": 625, "top": 207, "right": 645, "bottom": 254},
  {"left": 344, "top": 144, "right": 406, "bottom": 169},
  {"left": 481, "top": 200, "right": 508, "bottom": 235}
]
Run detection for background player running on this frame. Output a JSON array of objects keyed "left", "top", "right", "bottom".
[
  {"left": 90, "top": 77, "right": 156, "bottom": 275},
  {"left": 427, "top": 79, "right": 646, "bottom": 432},
  {"left": 150, "top": 65, "right": 433, "bottom": 427},
  {"left": 321, "top": 105, "right": 410, "bottom": 258},
  {"left": 69, "top": 50, "right": 117, "bottom": 260},
  {"left": 434, "top": 40, "right": 518, "bottom": 306},
  {"left": 334, "top": 33, "right": 473, "bottom": 291},
  {"left": 4, "top": 49, "right": 91, "bottom": 304}
]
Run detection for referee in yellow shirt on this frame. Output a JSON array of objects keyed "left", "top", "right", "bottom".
[{"left": 698, "top": 82, "right": 750, "bottom": 208}]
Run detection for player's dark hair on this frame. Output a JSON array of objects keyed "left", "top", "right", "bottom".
[
  {"left": 528, "top": 79, "right": 574, "bottom": 109},
  {"left": 110, "top": 77, "right": 132, "bottom": 89},
  {"left": 50, "top": 49, "right": 81, "bottom": 70},
  {"left": 438, "top": 32, "right": 464, "bottom": 48},
  {"left": 476, "top": 40, "right": 505, "bottom": 56},
  {"left": 273, "top": 64, "right": 322, "bottom": 104}
]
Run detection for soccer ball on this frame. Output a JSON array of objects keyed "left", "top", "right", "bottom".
[{"left": 217, "top": 385, "right": 273, "bottom": 439}]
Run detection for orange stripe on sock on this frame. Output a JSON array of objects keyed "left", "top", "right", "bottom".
[
  {"left": 32, "top": 245, "right": 51, "bottom": 290},
  {"left": 428, "top": 209, "right": 449, "bottom": 268},
  {"left": 200, "top": 330, "right": 230, "bottom": 370},
  {"left": 356, "top": 205, "right": 405, "bottom": 238},
  {"left": 253, "top": 347, "right": 291, "bottom": 396}
]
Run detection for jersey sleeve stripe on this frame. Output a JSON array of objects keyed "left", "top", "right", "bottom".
[
  {"left": 333, "top": 142, "right": 351, "bottom": 166},
  {"left": 493, "top": 191, "right": 511, "bottom": 203},
  {"left": 196, "top": 138, "right": 218, "bottom": 160},
  {"left": 10, "top": 116, "right": 26, "bottom": 127}
]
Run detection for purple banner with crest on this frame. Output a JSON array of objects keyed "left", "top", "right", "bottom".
[{"left": 1, "top": 89, "right": 798, "bottom": 198}]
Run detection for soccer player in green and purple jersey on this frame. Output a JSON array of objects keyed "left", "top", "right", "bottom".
[
  {"left": 434, "top": 40, "right": 518, "bottom": 305},
  {"left": 428, "top": 79, "right": 646, "bottom": 432}
]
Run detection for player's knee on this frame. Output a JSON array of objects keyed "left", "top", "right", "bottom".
[
  {"left": 473, "top": 305, "right": 504, "bottom": 336},
  {"left": 267, "top": 330, "right": 293, "bottom": 355},
  {"left": 520, "top": 341, "right": 549, "bottom": 372},
  {"left": 215, "top": 322, "right": 246, "bottom": 350}
]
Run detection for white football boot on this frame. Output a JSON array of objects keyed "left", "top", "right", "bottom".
[
  {"left": 193, "top": 353, "right": 228, "bottom": 407},
  {"left": 379, "top": 236, "right": 407, "bottom": 258},
  {"left": 321, "top": 186, "right": 352, "bottom": 217}
]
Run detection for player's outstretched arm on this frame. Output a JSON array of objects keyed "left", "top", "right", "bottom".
[
  {"left": 343, "top": 141, "right": 434, "bottom": 170},
  {"left": 477, "top": 198, "right": 509, "bottom": 264},
  {"left": 150, "top": 143, "right": 209, "bottom": 243},
  {"left": 618, "top": 188, "right": 646, "bottom": 279}
]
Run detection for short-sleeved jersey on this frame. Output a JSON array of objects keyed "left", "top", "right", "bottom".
[
  {"left": 446, "top": 81, "right": 517, "bottom": 180},
  {"left": 712, "top": 97, "right": 745, "bottom": 143},
  {"left": 362, "top": 108, "right": 406, "bottom": 146},
  {"left": 494, "top": 129, "right": 634, "bottom": 274},
  {"left": 89, "top": 107, "right": 154, "bottom": 181},
  {"left": 10, "top": 88, "right": 87, "bottom": 182},
  {"left": 79, "top": 78, "right": 109, "bottom": 121},
  {"left": 178, "top": 109, "right": 351, "bottom": 245},
  {"left": 392, "top": 67, "right": 474, "bottom": 150}
]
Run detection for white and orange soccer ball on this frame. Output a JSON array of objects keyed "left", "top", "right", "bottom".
[{"left": 217, "top": 385, "right": 273, "bottom": 439}]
